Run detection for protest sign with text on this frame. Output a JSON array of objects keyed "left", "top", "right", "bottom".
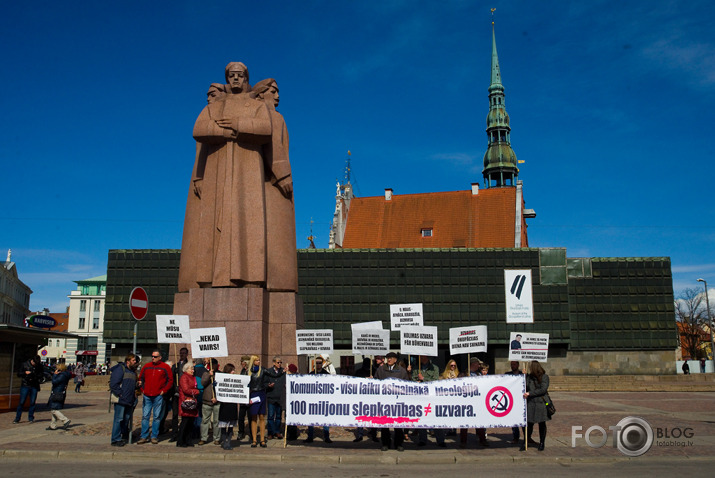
[
  {"left": 352, "top": 329, "right": 390, "bottom": 355},
  {"left": 214, "top": 372, "right": 250, "bottom": 404},
  {"left": 286, "top": 374, "right": 525, "bottom": 429},
  {"left": 508, "top": 332, "right": 549, "bottom": 362},
  {"left": 390, "top": 303, "right": 424, "bottom": 330},
  {"left": 155, "top": 315, "right": 190, "bottom": 344},
  {"left": 190, "top": 327, "right": 228, "bottom": 358},
  {"left": 351, "top": 321, "right": 384, "bottom": 331},
  {"left": 449, "top": 325, "right": 488, "bottom": 355},
  {"left": 505, "top": 269, "right": 534, "bottom": 323},
  {"left": 400, "top": 325, "right": 438, "bottom": 357},
  {"left": 296, "top": 329, "right": 334, "bottom": 355}
]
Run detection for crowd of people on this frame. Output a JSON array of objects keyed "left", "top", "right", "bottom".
[{"left": 107, "top": 350, "right": 552, "bottom": 451}]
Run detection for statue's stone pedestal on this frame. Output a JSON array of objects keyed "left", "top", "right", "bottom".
[{"left": 173, "top": 288, "right": 304, "bottom": 369}]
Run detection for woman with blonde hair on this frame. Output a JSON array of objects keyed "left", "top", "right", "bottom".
[
  {"left": 48, "top": 363, "right": 72, "bottom": 430},
  {"left": 248, "top": 355, "right": 269, "bottom": 448},
  {"left": 440, "top": 359, "right": 460, "bottom": 379}
]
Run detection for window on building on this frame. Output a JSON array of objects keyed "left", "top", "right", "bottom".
[
  {"left": 421, "top": 228, "right": 433, "bottom": 237},
  {"left": 78, "top": 317, "right": 85, "bottom": 329},
  {"left": 94, "top": 301, "right": 100, "bottom": 312},
  {"left": 80, "top": 300, "right": 87, "bottom": 312},
  {"left": 93, "top": 317, "right": 99, "bottom": 329}
]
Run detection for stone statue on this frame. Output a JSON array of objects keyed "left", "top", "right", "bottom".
[
  {"left": 178, "top": 63, "right": 297, "bottom": 292},
  {"left": 175, "top": 63, "right": 302, "bottom": 368}
]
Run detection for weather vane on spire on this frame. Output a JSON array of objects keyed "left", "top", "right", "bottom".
[{"left": 491, "top": 7, "right": 496, "bottom": 25}]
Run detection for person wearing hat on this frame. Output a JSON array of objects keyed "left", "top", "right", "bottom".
[{"left": 375, "top": 352, "right": 410, "bottom": 451}]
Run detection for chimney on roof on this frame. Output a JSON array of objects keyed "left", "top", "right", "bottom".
[
  {"left": 385, "top": 188, "right": 393, "bottom": 201},
  {"left": 471, "top": 183, "right": 479, "bottom": 195},
  {"left": 6, "top": 249, "right": 11, "bottom": 262}
]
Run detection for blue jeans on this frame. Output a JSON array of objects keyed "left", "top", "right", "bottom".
[
  {"left": 267, "top": 402, "right": 282, "bottom": 436},
  {"left": 15, "top": 386, "right": 38, "bottom": 422},
  {"left": 140, "top": 395, "right": 164, "bottom": 439},
  {"left": 112, "top": 403, "right": 133, "bottom": 443}
]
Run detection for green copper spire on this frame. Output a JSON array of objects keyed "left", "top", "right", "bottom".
[{"left": 483, "top": 21, "right": 519, "bottom": 188}]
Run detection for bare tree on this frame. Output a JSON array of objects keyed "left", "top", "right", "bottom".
[{"left": 675, "top": 288, "right": 711, "bottom": 360}]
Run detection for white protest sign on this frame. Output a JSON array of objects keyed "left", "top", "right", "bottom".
[
  {"left": 214, "top": 372, "right": 250, "bottom": 404},
  {"left": 400, "top": 325, "right": 438, "bottom": 357},
  {"left": 155, "top": 315, "right": 190, "bottom": 344},
  {"left": 508, "top": 332, "right": 549, "bottom": 362},
  {"left": 351, "top": 321, "right": 384, "bottom": 331},
  {"left": 505, "top": 270, "right": 534, "bottom": 323},
  {"left": 352, "top": 329, "right": 390, "bottom": 355},
  {"left": 390, "top": 303, "right": 424, "bottom": 330},
  {"left": 286, "top": 374, "right": 526, "bottom": 429},
  {"left": 449, "top": 325, "right": 488, "bottom": 355},
  {"left": 296, "top": 329, "right": 334, "bottom": 355},
  {"left": 190, "top": 327, "right": 228, "bottom": 358}
]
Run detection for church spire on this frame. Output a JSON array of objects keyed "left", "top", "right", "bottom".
[{"left": 483, "top": 18, "right": 519, "bottom": 188}]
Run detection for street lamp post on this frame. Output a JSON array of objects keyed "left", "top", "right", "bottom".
[{"left": 697, "top": 278, "right": 714, "bottom": 372}]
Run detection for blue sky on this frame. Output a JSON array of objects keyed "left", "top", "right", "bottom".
[{"left": 2, "top": 0, "right": 714, "bottom": 312}]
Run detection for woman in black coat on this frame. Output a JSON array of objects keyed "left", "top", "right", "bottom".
[
  {"left": 217, "top": 363, "right": 239, "bottom": 450},
  {"left": 523, "top": 360, "right": 550, "bottom": 451},
  {"left": 48, "top": 363, "right": 72, "bottom": 430}
]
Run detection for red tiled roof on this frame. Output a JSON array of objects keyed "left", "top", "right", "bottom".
[{"left": 341, "top": 188, "right": 528, "bottom": 249}]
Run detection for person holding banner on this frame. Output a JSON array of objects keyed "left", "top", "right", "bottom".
[
  {"left": 199, "top": 358, "right": 220, "bottom": 445},
  {"left": 248, "top": 355, "right": 268, "bottom": 448},
  {"left": 177, "top": 362, "right": 200, "bottom": 447},
  {"left": 304, "top": 356, "right": 332, "bottom": 444},
  {"left": 459, "top": 358, "right": 489, "bottom": 448},
  {"left": 523, "top": 361, "right": 551, "bottom": 451},
  {"left": 412, "top": 356, "right": 444, "bottom": 447},
  {"left": 217, "top": 363, "right": 238, "bottom": 450},
  {"left": 375, "top": 352, "right": 410, "bottom": 452}
]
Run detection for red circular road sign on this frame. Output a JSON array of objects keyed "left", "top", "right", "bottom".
[{"left": 129, "top": 287, "right": 149, "bottom": 320}]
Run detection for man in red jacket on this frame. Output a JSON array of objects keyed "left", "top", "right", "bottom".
[{"left": 136, "top": 350, "right": 172, "bottom": 444}]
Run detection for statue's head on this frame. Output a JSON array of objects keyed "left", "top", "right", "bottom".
[
  {"left": 251, "top": 78, "right": 279, "bottom": 108},
  {"left": 207, "top": 83, "right": 225, "bottom": 104},
  {"left": 225, "top": 62, "right": 249, "bottom": 93}
]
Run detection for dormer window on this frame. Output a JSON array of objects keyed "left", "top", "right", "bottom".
[{"left": 421, "top": 228, "right": 433, "bottom": 238}]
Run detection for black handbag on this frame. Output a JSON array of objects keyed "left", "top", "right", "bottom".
[
  {"left": 181, "top": 397, "right": 197, "bottom": 412},
  {"left": 49, "top": 389, "right": 65, "bottom": 403},
  {"left": 544, "top": 393, "right": 556, "bottom": 417}
]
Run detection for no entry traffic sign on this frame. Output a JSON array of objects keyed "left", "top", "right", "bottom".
[{"left": 129, "top": 287, "right": 149, "bottom": 320}]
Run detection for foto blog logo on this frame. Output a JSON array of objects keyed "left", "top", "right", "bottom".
[{"left": 571, "top": 416, "right": 654, "bottom": 457}]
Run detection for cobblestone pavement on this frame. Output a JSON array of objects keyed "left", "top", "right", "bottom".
[{"left": 1, "top": 389, "right": 713, "bottom": 463}]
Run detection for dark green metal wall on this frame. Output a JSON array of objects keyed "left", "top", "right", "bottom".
[{"left": 102, "top": 248, "right": 675, "bottom": 351}]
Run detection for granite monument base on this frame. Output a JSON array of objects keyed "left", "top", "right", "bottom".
[{"left": 173, "top": 287, "right": 305, "bottom": 369}]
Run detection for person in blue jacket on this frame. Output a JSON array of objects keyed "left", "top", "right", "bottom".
[
  {"left": 109, "top": 353, "right": 139, "bottom": 446},
  {"left": 47, "top": 363, "right": 72, "bottom": 430}
]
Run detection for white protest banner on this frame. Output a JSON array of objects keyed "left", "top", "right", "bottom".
[
  {"left": 190, "top": 327, "right": 228, "bottom": 358},
  {"left": 508, "top": 332, "right": 549, "bottom": 362},
  {"left": 286, "top": 374, "right": 526, "bottom": 429},
  {"left": 351, "top": 321, "right": 384, "bottom": 330},
  {"left": 155, "top": 315, "right": 190, "bottom": 344},
  {"left": 296, "top": 329, "right": 334, "bottom": 355},
  {"left": 505, "top": 270, "right": 534, "bottom": 323},
  {"left": 400, "top": 325, "right": 438, "bottom": 357},
  {"left": 352, "top": 329, "right": 390, "bottom": 355},
  {"left": 390, "top": 303, "right": 424, "bottom": 330},
  {"left": 214, "top": 372, "right": 250, "bottom": 404},
  {"left": 449, "top": 325, "right": 488, "bottom": 355}
]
